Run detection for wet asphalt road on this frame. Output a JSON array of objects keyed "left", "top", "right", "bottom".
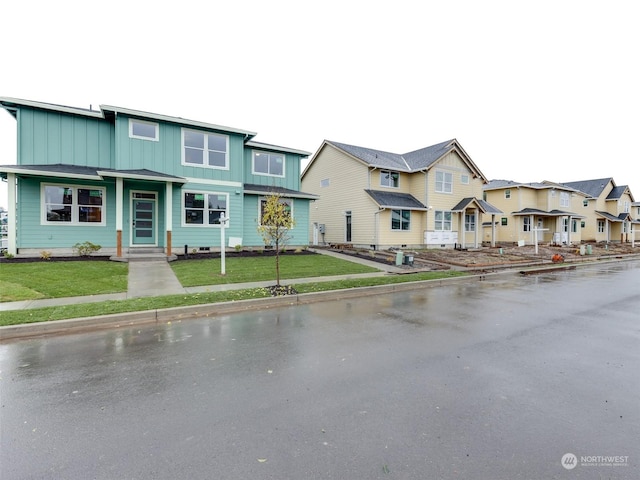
[{"left": 1, "top": 261, "right": 639, "bottom": 479}]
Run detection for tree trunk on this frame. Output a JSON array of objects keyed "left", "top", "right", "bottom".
[{"left": 275, "top": 238, "right": 280, "bottom": 286}]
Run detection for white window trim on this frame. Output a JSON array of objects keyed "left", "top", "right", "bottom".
[
  {"left": 435, "top": 170, "right": 453, "bottom": 194},
  {"left": 391, "top": 209, "right": 411, "bottom": 231},
  {"left": 380, "top": 170, "right": 400, "bottom": 188},
  {"left": 181, "top": 128, "right": 230, "bottom": 170},
  {"left": 464, "top": 213, "right": 476, "bottom": 232},
  {"left": 129, "top": 119, "right": 159, "bottom": 141},
  {"left": 461, "top": 174, "right": 470, "bottom": 185},
  {"left": 41, "top": 183, "right": 107, "bottom": 226},
  {"left": 258, "top": 196, "right": 294, "bottom": 226},
  {"left": 181, "top": 190, "right": 229, "bottom": 227},
  {"left": 434, "top": 210, "right": 453, "bottom": 231},
  {"left": 252, "top": 150, "right": 286, "bottom": 178},
  {"left": 560, "top": 192, "right": 570, "bottom": 208}
]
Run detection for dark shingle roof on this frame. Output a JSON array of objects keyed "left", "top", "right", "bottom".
[
  {"left": 606, "top": 185, "right": 628, "bottom": 200},
  {"left": 364, "top": 190, "right": 427, "bottom": 210},
  {"left": 0, "top": 164, "right": 186, "bottom": 182},
  {"left": 328, "top": 139, "right": 456, "bottom": 173},
  {"left": 451, "top": 197, "right": 503, "bottom": 214},
  {"left": 562, "top": 178, "right": 613, "bottom": 198},
  {"left": 243, "top": 184, "right": 318, "bottom": 200}
]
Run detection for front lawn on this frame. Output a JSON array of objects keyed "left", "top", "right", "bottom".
[
  {"left": 0, "top": 261, "right": 128, "bottom": 302},
  {"left": 170, "top": 253, "right": 379, "bottom": 287}
]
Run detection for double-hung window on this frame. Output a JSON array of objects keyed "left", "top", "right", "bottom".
[
  {"left": 253, "top": 151, "right": 285, "bottom": 177},
  {"left": 523, "top": 216, "right": 531, "bottom": 232},
  {"left": 391, "top": 209, "right": 410, "bottom": 230},
  {"left": 183, "top": 192, "right": 228, "bottom": 226},
  {"left": 43, "top": 184, "right": 105, "bottom": 225},
  {"left": 380, "top": 170, "right": 399, "bottom": 188},
  {"left": 465, "top": 213, "right": 476, "bottom": 232},
  {"left": 435, "top": 210, "right": 452, "bottom": 231},
  {"left": 435, "top": 171, "right": 453, "bottom": 193},
  {"left": 560, "top": 192, "right": 570, "bottom": 208},
  {"left": 182, "top": 129, "right": 228, "bottom": 169}
]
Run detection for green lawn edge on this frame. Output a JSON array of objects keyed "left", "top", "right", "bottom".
[{"left": 0, "top": 270, "right": 466, "bottom": 327}]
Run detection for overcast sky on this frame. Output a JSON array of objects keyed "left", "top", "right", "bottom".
[{"left": 1, "top": 0, "right": 639, "bottom": 209}]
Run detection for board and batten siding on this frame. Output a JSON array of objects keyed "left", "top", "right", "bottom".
[
  {"left": 18, "top": 107, "right": 113, "bottom": 167},
  {"left": 16, "top": 177, "right": 116, "bottom": 249},
  {"left": 302, "top": 144, "right": 377, "bottom": 246},
  {"left": 243, "top": 150, "right": 303, "bottom": 191},
  {"left": 241, "top": 195, "right": 311, "bottom": 248}
]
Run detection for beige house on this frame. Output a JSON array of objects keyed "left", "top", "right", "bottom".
[
  {"left": 561, "top": 178, "right": 637, "bottom": 243},
  {"left": 301, "top": 139, "right": 501, "bottom": 250},
  {"left": 482, "top": 180, "right": 588, "bottom": 246}
]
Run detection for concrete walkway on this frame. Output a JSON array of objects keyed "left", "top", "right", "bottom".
[{"left": 0, "top": 248, "right": 403, "bottom": 311}]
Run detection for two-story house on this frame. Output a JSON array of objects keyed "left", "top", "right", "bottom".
[
  {"left": 561, "top": 178, "right": 636, "bottom": 243},
  {"left": 482, "top": 180, "right": 588, "bottom": 246},
  {"left": 0, "top": 97, "right": 316, "bottom": 258},
  {"left": 300, "top": 139, "right": 501, "bottom": 250}
]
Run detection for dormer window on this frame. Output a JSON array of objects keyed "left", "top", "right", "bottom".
[{"left": 380, "top": 170, "right": 399, "bottom": 188}]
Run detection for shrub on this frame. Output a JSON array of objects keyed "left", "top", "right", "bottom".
[
  {"left": 234, "top": 244, "right": 242, "bottom": 252},
  {"left": 73, "top": 241, "right": 102, "bottom": 257},
  {"left": 40, "top": 251, "right": 52, "bottom": 260}
]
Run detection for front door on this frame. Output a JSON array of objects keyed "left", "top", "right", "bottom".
[{"left": 132, "top": 192, "right": 156, "bottom": 245}]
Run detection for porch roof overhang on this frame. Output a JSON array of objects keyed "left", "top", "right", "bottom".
[
  {"left": 450, "top": 197, "right": 502, "bottom": 214},
  {"left": 0, "top": 164, "right": 186, "bottom": 184},
  {"left": 511, "top": 208, "right": 585, "bottom": 218},
  {"left": 364, "top": 189, "right": 428, "bottom": 211},
  {"left": 595, "top": 210, "right": 632, "bottom": 222},
  {"left": 243, "top": 183, "right": 319, "bottom": 200}
]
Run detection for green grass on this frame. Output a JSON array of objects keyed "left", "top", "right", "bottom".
[
  {"left": 0, "top": 261, "right": 128, "bottom": 302},
  {"left": 0, "top": 270, "right": 466, "bottom": 326},
  {"left": 170, "top": 254, "right": 378, "bottom": 286}
]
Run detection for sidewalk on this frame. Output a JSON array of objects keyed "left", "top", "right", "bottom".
[{"left": 0, "top": 248, "right": 403, "bottom": 311}]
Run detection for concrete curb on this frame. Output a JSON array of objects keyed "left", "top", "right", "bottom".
[{"left": 0, "top": 273, "right": 492, "bottom": 342}]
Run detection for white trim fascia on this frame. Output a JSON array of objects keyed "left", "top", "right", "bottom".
[
  {"left": 0, "top": 97, "right": 103, "bottom": 119},
  {"left": 243, "top": 188, "right": 318, "bottom": 200},
  {"left": 181, "top": 177, "right": 243, "bottom": 188},
  {"left": 97, "top": 170, "right": 185, "bottom": 183},
  {"left": 0, "top": 166, "right": 101, "bottom": 180},
  {"left": 245, "top": 140, "right": 311, "bottom": 157},
  {"left": 101, "top": 105, "right": 256, "bottom": 137}
]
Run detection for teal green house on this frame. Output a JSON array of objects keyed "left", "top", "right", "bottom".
[{"left": 0, "top": 97, "right": 316, "bottom": 259}]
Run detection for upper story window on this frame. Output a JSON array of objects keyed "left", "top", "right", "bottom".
[
  {"left": 505, "top": 189, "right": 511, "bottom": 199},
  {"left": 461, "top": 174, "right": 470, "bottom": 184},
  {"left": 253, "top": 151, "right": 285, "bottom": 177},
  {"left": 183, "top": 191, "right": 228, "bottom": 226},
  {"left": 435, "top": 171, "right": 452, "bottom": 193},
  {"left": 623, "top": 201, "right": 630, "bottom": 213},
  {"left": 43, "top": 184, "right": 105, "bottom": 225},
  {"left": 380, "top": 170, "right": 399, "bottom": 188},
  {"left": 129, "top": 119, "right": 159, "bottom": 141},
  {"left": 560, "top": 192, "right": 570, "bottom": 208},
  {"left": 182, "top": 129, "right": 228, "bottom": 169},
  {"left": 583, "top": 199, "right": 589, "bottom": 207}
]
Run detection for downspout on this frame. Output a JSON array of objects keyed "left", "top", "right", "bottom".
[{"left": 373, "top": 209, "right": 381, "bottom": 249}]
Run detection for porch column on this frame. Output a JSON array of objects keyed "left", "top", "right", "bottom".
[
  {"left": 6, "top": 173, "right": 17, "bottom": 255},
  {"left": 491, "top": 214, "right": 496, "bottom": 248},
  {"left": 115, "top": 177, "right": 123, "bottom": 257},
  {"left": 165, "top": 182, "right": 173, "bottom": 257},
  {"left": 474, "top": 207, "right": 479, "bottom": 248},
  {"left": 567, "top": 216, "right": 572, "bottom": 245}
]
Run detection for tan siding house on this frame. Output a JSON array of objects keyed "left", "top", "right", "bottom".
[
  {"left": 562, "top": 178, "right": 637, "bottom": 243},
  {"left": 483, "top": 180, "right": 587, "bottom": 246},
  {"left": 301, "top": 139, "right": 501, "bottom": 250}
]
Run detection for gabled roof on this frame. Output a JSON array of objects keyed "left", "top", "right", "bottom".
[
  {"left": 0, "top": 164, "right": 186, "bottom": 183},
  {"left": 303, "top": 138, "right": 488, "bottom": 182},
  {"left": 243, "top": 184, "right": 318, "bottom": 200},
  {"left": 562, "top": 178, "right": 614, "bottom": 198},
  {"left": 364, "top": 190, "right": 427, "bottom": 210},
  {"left": 450, "top": 197, "right": 502, "bottom": 214},
  {"left": 606, "top": 185, "right": 633, "bottom": 201}
]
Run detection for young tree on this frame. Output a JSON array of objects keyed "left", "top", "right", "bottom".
[{"left": 257, "top": 192, "right": 295, "bottom": 286}]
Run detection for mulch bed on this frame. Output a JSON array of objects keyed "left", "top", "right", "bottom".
[{"left": 264, "top": 285, "right": 298, "bottom": 296}]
